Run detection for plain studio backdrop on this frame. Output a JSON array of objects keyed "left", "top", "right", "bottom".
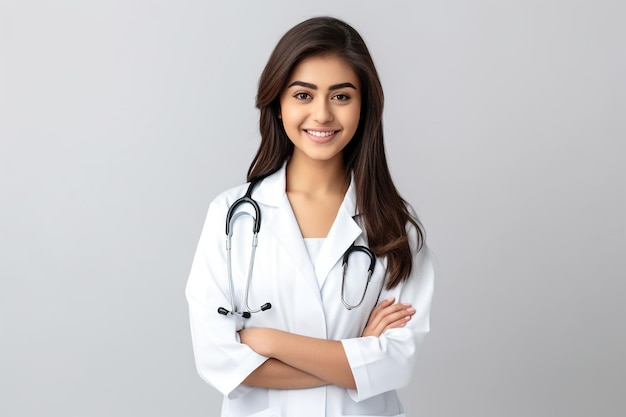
[{"left": 1, "top": 1, "right": 624, "bottom": 416}]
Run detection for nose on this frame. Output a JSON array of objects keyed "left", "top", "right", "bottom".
[{"left": 313, "top": 99, "right": 333, "bottom": 123}]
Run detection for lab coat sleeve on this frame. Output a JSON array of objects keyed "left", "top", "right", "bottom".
[
  {"left": 185, "top": 196, "right": 268, "bottom": 399},
  {"left": 340, "top": 227, "right": 435, "bottom": 402}
]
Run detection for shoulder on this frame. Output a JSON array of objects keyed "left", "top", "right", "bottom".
[
  {"left": 199, "top": 181, "right": 253, "bottom": 235},
  {"left": 209, "top": 182, "right": 252, "bottom": 210},
  {"left": 209, "top": 165, "right": 287, "bottom": 212}
]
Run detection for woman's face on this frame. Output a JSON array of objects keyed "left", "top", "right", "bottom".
[{"left": 279, "top": 54, "right": 361, "bottom": 165}]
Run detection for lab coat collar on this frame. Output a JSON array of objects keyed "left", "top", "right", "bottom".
[
  {"left": 251, "top": 163, "right": 358, "bottom": 214},
  {"left": 253, "top": 163, "right": 363, "bottom": 293},
  {"left": 249, "top": 164, "right": 287, "bottom": 208}
]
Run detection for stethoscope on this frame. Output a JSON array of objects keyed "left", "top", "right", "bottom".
[{"left": 217, "top": 178, "right": 377, "bottom": 319}]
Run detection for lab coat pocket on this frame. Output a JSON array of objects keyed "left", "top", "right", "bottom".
[
  {"left": 340, "top": 390, "right": 405, "bottom": 417},
  {"left": 224, "top": 387, "right": 277, "bottom": 417}
]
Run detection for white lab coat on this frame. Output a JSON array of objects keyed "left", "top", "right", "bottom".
[{"left": 186, "top": 164, "right": 434, "bottom": 417}]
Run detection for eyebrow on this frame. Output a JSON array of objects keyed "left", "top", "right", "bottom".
[{"left": 287, "top": 81, "right": 357, "bottom": 91}]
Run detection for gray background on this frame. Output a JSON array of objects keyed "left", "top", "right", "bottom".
[{"left": 1, "top": 0, "right": 624, "bottom": 416}]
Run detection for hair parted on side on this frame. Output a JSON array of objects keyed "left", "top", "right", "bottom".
[{"left": 248, "top": 16, "right": 424, "bottom": 289}]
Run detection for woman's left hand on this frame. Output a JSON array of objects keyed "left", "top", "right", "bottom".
[{"left": 362, "top": 297, "right": 416, "bottom": 337}]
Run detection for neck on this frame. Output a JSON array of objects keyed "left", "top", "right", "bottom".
[{"left": 286, "top": 153, "right": 348, "bottom": 195}]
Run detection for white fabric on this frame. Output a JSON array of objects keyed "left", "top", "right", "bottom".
[
  {"left": 185, "top": 164, "right": 434, "bottom": 417},
  {"left": 304, "top": 237, "right": 325, "bottom": 287}
]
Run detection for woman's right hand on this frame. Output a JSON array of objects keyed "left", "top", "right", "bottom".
[{"left": 361, "top": 297, "right": 416, "bottom": 337}]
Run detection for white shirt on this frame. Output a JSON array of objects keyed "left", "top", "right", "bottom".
[{"left": 304, "top": 238, "right": 326, "bottom": 288}]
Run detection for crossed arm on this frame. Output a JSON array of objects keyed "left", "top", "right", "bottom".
[{"left": 239, "top": 297, "right": 416, "bottom": 389}]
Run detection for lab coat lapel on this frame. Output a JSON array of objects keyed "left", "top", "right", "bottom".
[
  {"left": 254, "top": 166, "right": 320, "bottom": 296},
  {"left": 315, "top": 179, "right": 362, "bottom": 288}
]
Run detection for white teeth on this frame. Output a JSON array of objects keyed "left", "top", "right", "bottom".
[{"left": 306, "top": 130, "right": 336, "bottom": 137}]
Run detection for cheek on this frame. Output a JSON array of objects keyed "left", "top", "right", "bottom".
[
  {"left": 279, "top": 110, "right": 304, "bottom": 143},
  {"left": 280, "top": 107, "right": 303, "bottom": 127},
  {"left": 344, "top": 107, "right": 361, "bottom": 133}
]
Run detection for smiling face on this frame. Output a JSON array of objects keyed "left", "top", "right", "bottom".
[{"left": 279, "top": 54, "right": 361, "bottom": 166}]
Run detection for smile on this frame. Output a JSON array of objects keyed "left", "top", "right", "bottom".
[{"left": 305, "top": 130, "right": 337, "bottom": 137}]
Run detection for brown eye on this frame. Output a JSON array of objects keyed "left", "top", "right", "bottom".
[
  {"left": 294, "top": 92, "right": 311, "bottom": 100},
  {"left": 333, "top": 94, "right": 350, "bottom": 101}
]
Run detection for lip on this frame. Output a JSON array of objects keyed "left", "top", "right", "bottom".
[{"left": 303, "top": 128, "right": 340, "bottom": 144}]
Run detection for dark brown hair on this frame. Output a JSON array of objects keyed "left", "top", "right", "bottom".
[{"left": 248, "top": 16, "right": 424, "bottom": 288}]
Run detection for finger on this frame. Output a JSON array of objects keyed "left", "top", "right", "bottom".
[
  {"left": 366, "top": 298, "right": 395, "bottom": 322},
  {"left": 374, "top": 303, "right": 413, "bottom": 323},
  {"left": 368, "top": 305, "right": 411, "bottom": 329},
  {"left": 384, "top": 316, "right": 411, "bottom": 331},
  {"left": 363, "top": 301, "right": 415, "bottom": 337},
  {"left": 367, "top": 312, "right": 411, "bottom": 337},
  {"left": 373, "top": 307, "right": 416, "bottom": 333},
  {"left": 380, "top": 308, "right": 415, "bottom": 327},
  {"left": 362, "top": 303, "right": 398, "bottom": 337}
]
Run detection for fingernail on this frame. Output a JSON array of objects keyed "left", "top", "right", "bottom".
[
  {"left": 407, "top": 308, "right": 416, "bottom": 313},
  {"left": 401, "top": 303, "right": 411, "bottom": 306}
]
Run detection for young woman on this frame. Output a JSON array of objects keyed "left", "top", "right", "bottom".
[{"left": 186, "top": 16, "right": 434, "bottom": 417}]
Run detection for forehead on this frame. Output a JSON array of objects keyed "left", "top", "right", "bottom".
[{"left": 287, "top": 55, "right": 360, "bottom": 87}]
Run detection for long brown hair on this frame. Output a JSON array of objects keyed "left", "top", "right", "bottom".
[{"left": 248, "top": 16, "right": 424, "bottom": 289}]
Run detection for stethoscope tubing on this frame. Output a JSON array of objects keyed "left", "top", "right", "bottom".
[
  {"left": 219, "top": 178, "right": 379, "bottom": 318},
  {"left": 340, "top": 243, "right": 376, "bottom": 310}
]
